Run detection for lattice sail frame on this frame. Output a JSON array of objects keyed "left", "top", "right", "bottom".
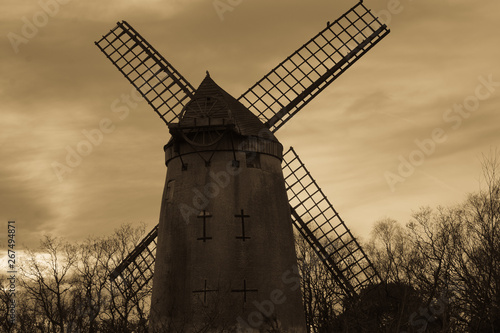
[
  {"left": 282, "top": 147, "right": 379, "bottom": 297},
  {"left": 110, "top": 225, "right": 158, "bottom": 299},
  {"left": 95, "top": 21, "right": 195, "bottom": 125},
  {"left": 238, "top": 1, "right": 389, "bottom": 133}
]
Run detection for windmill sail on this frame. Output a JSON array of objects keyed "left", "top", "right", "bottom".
[
  {"left": 282, "top": 147, "right": 378, "bottom": 296},
  {"left": 238, "top": 1, "right": 389, "bottom": 133},
  {"left": 95, "top": 21, "right": 195, "bottom": 125},
  {"left": 110, "top": 224, "right": 158, "bottom": 299},
  {"left": 110, "top": 147, "right": 378, "bottom": 299}
]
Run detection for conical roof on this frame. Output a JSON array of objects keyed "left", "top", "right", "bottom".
[{"left": 178, "top": 73, "right": 277, "bottom": 141}]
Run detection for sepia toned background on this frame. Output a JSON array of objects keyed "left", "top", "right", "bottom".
[{"left": 1, "top": 0, "right": 499, "bottom": 253}]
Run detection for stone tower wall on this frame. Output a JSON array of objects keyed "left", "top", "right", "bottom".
[{"left": 149, "top": 136, "right": 307, "bottom": 332}]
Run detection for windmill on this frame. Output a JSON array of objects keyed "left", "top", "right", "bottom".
[{"left": 95, "top": 1, "right": 390, "bottom": 332}]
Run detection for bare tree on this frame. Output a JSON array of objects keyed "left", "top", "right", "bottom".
[
  {"left": 100, "top": 222, "right": 151, "bottom": 333},
  {"left": 64, "top": 236, "right": 115, "bottom": 333},
  {"left": 367, "top": 217, "right": 419, "bottom": 285},
  {"left": 19, "top": 235, "right": 78, "bottom": 332},
  {"left": 449, "top": 151, "right": 500, "bottom": 331},
  {"left": 295, "top": 233, "right": 345, "bottom": 332}
]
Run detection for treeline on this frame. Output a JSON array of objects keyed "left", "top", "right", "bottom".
[
  {"left": 299, "top": 154, "right": 500, "bottom": 332},
  {"left": 0, "top": 224, "right": 152, "bottom": 333},
  {"left": 1, "top": 155, "right": 498, "bottom": 332}
]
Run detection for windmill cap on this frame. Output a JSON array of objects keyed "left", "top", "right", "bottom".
[{"left": 172, "top": 73, "right": 278, "bottom": 141}]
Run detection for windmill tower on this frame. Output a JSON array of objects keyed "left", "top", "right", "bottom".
[{"left": 95, "top": 1, "right": 390, "bottom": 332}]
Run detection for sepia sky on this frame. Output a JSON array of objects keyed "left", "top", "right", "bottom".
[{"left": 1, "top": 0, "right": 499, "bottom": 252}]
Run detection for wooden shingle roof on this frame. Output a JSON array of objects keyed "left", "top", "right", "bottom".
[{"left": 179, "top": 74, "right": 277, "bottom": 141}]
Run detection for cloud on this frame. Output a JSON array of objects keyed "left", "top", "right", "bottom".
[{"left": 0, "top": 0, "right": 499, "bottom": 246}]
